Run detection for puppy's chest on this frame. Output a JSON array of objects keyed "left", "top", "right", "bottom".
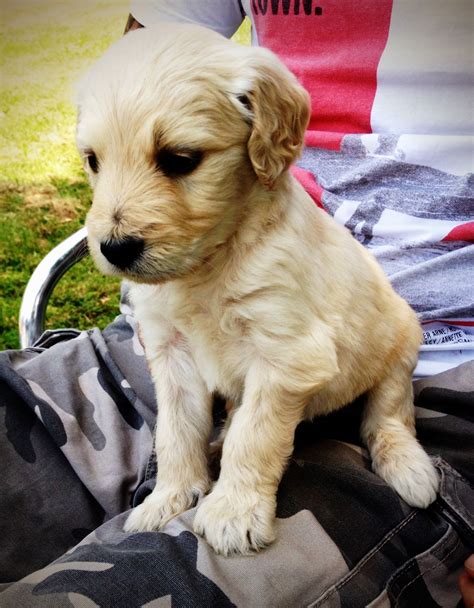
[{"left": 169, "top": 298, "right": 251, "bottom": 397}]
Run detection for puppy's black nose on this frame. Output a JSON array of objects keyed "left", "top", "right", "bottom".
[{"left": 100, "top": 237, "right": 144, "bottom": 269}]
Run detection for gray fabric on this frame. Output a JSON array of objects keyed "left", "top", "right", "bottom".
[
  {"left": 1, "top": 318, "right": 473, "bottom": 606},
  {"left": 298, "top": 136, "right": 474, "bottom": 321}
]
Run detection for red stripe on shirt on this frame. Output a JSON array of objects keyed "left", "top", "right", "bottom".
[
  {"left": 442, "top": 221, "right": 474, "bottom": 243},
  {"left": 304, "top": 131, "right": 344, "bottom": 151},
  {"left": 290, "top": 165, "right": 325, "bottom": 208},
  {"left": 422, "top": 320, "right": 474, "bottom": 327},
  {"left": 250, "top": 0, "right": 393, "bottom": 143}
]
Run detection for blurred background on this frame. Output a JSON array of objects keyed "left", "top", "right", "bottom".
[{"left": 0, "top": 1, "right": 250, "bottom": 349}]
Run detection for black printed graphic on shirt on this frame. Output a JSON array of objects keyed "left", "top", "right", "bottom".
[{"left": 251, "top": 0, "right": 323, "bottom": 16}]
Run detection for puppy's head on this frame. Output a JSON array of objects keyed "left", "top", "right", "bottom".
[{"left": 77, "top": 24, "right": 309, "bottom": 283}]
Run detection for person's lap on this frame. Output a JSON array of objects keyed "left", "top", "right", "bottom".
[{"left": 1, "top": 314, "right": 472, "bottom": 606}]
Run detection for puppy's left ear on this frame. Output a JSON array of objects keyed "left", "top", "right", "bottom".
[{"left": 234, "top": 49, "right": 311, "bottom": 188}]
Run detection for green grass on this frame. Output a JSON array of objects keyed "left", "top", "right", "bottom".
[
  {"left": 0, "top": 2, "right": 251, "bottom": 350},
  {"left": 0, "top": 180, "right": 121, "bottom": 349},
  {"left": 1, "top": 1, "right": 131, "bottom": 184},
  {"left": 0, "top": 1, "right": 129, "bottom": 349}
]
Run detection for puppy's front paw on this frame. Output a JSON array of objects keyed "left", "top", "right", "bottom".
[
  {"left": 373, "top": 442, "right": 439, "bottom": 509},
  {"left": 193, "top": 487, "right": 276, "bottom": 555},
  {"left": 124, "top": 480, "right": 208, "bottom": 533}
]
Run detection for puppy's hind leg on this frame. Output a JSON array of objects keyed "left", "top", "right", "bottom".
[{"left": 361, "top": 356, "right": 439, "bottom": 508}]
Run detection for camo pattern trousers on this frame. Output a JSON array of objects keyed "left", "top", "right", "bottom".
[{"left": 1, "top": 313, "right": 473, "bottom": 607}]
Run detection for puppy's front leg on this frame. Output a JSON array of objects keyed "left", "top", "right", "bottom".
[
  {"left": 193, "top": 361, "right": 310, "bottom": 555},
  {"left": 124, "top": 320, "right": 212, "bottom": 533}
]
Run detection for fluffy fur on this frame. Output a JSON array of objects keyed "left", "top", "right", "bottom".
[{"left": 77, "top": 24, "right": 439, "bottom": 556}]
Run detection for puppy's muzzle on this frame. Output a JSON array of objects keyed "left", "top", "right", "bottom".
[{"left": 100, "top": 236, "right": 144, "bottom": 270}]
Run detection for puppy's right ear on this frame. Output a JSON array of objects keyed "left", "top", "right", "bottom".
[{"left": 233, "top": 49, "right": 310, "bottom": 188}]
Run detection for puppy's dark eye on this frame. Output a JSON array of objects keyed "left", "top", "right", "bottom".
[
  {"left": 237, "top": 94, "right": 252, "bottom": 112},
  {"left": 156, "top": 149, "right": 202, "bottom": 177},
  {"left": 86, "top": 152, "right": 99, "bottom": 173}
]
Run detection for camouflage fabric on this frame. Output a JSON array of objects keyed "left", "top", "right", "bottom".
[{"left": 1, "top": 312, "right": 473, "bottom": 607}]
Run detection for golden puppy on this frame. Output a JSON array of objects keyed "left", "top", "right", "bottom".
[{"left": 77, "top": 24, "right": 439, "bottom": 555}]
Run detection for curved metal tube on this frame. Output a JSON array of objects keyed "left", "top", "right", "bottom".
[{"left": 19, "top": 227, "right": 89, "bottom": 348}]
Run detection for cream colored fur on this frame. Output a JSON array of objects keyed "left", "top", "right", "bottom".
[{"left": 77, "top": 24, "right": 439, "bottom": 556}]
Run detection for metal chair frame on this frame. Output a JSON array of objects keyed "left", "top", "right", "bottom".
[{"left": 18, "top": 228, "right": 89, "bottom": 348}]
